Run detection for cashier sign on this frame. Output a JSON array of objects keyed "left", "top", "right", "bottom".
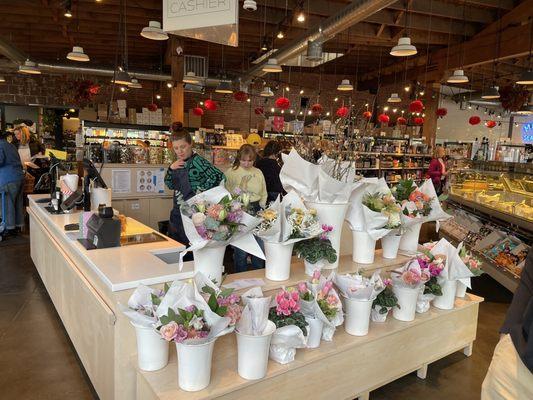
[{"left": 522, "top": 121, "right": 533, "bottom": 144}]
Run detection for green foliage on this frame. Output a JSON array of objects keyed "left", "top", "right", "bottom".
[
  {"left": 393, "top": 179, "right": 416, "bottom": 202},
  {"left": 363, "top": 192, "right": 387, "bottom": 212},
  {"left": 424, "top": 276, "right": 443, "bottom": 296},
  {"left": 159, "top": 307, "right": 204, "bottom": 328},
  {"left": 294, "top": 237, "right": 337, "bottom": 264},
  {"left": 268, "top": 307, "right": 308, "bottom": 336},
  {"left": 201, "top": 285, "right": 235, "bottom": 317},
  {"left": 372, "top": 286, "right": 399, "bottom": 314},
  {"left": 317, "top": 298, "right": 338, "bottom": 319}
]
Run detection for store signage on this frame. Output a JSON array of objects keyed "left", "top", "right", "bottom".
[
  {"left": 163, "top": 0, "right": 238, "bottom": 46},
  {"left": 522, "top": 121, "right": 533, "bottom": 143}
]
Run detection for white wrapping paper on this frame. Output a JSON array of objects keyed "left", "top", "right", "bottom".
[
  {"left": 237, "top": 287, "right": 272, "bottom": 336},
  {"left": 391, "top": 259, "right": 430, "bottom": 290},
  {"left": 345, "top": 178, "right": 380, "bottom": 232},
  {"left": 269, "top": 325, "right": 307, "bottom": 364},
  {"left": 361, "top": 178, "right": 400, "bottom": 241},
  {"left": 120, "top": 284, "right": 164, "bottom": 328},
  {"left": 424, "top": 239, "right": 475, "bottom": 282}
]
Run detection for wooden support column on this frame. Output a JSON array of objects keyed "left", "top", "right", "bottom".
[
  {"left": 422, "top": 83, "right": 440, "bottom": 149},
  {"left": 170, "top": 37, "right": 185, "bottom": 124}
]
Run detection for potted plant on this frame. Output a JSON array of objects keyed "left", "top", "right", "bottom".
[
  {"left": 294, "top": 225, "right": 337, "bottom": 276},
  {"left": 371, "top": 279, "right": 398, "bottom": 322}
]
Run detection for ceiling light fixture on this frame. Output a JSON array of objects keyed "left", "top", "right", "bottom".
[
  {"left": 277, "top": 29, "right": 285, "bottom": 39},
  {"left": 306, "top": 40, "right": 323, "bottom": 62},
  {"left": 64, "top": 1, "right": 73, "bottom": 18},
  {"left": 516, "top": 70, "right": 533, "bottom": 85},
  {"left": 337, "top": 79, "right": 353, "bottom": 91},
  {"left": 166, "top": 82, "right": 173, "bottom": 88},
  {"left": 243, "top": 0, "right": 257, "bottom": 11},
  {"left": 215, "top": 80, "right": 234, "bottom": 94},
  {"left": 183, "top": 71, "right": 200, "bottom": 84},
  {"left": 260, "top": 38, "right": 269, "bottom": 51},
  {"left": 129, "top": 78, "right": 142, "bottom": 89},
  {"left": 447, "top": 69, "right": 469, "bottom": 84},
  {"left": 387, "top": 93, "right": 401, "bottom": 103},
  {"left": 390, "top": 37, "right": 417, "bottom": 57},
  {"left": 140, "top": 21, "right": 169, "bottom": 41},
  {"left": 18, "top": 59, "right": 41, "bottom": 74},
  {"left": 263, "top": 58, "right": 282, "bottom": 73},
  {"left": 260, "top": 87, "right": 274, "bottom": 97},
  {"left": 300, "top": 89, "right": 304, "bottom": 94},
  {"left": 156, "top": 94, "right": 162, "bottom": 100},
  {"left": 67, "top": 46, "right": 90, "bottom": 62},
  {"left": 112, "top": 69, "right": 132, "bottom": 86},
  {"left": 481, "top": 86, "right": 500, "bottom": 100}
]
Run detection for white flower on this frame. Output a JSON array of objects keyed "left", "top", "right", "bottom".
[
  {"left": 388, "top": 212, "right": 401, "bottom": 228},
  {"left": 191, "top": 212, "right": 206, "bottom": 227},
  {"left": 190, "top": 315, "right": 204, "bottom": 331}
]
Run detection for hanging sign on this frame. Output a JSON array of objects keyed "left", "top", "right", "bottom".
[
  {"left": 163, "top": 0, "right": 239, "bottom": 47},
  {"left": 522, "top": 121, "right": 533, "bottom": 143}
]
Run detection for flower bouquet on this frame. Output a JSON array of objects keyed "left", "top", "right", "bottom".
[
  {"left": 179, "top": 186, "right": 265, "bottom": 285},
  {"left": 294, "top": 225, "right": 338, "bottom": 276},
  {"left": 390, "top": 259, "right": 431, "bottom": 321},
  {"left": 416, "top": 251, "right": 446, "bottom": 313},
  {"left": 268, "top": 287, "right": 308, "bottom": 364},
  {"left": 333, "top": 271, "right": 385, "bottom": 336},
  {"left": 371, "top": 278, "right": 398, "bottom": 322},
  {"left": 457, "top": 244, "right": 483, "bottom": 297}
]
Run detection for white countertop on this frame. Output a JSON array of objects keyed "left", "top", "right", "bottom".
[{"left": 29, "top": 194, "right": 193, "bottom": 292}]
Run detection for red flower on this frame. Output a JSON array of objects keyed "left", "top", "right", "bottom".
[
  {"left": 469, "top": 116, "right": 481, "bottom": 125},
  {"left": 311, "top": 103, "right": 323, "bottom": 114},
  {"left": 413, "top": 117, "right": 424, "bottom": 125},
  {"left": 233, "top": 91, "right": 248, "bottom": 102},
  {"left": 275, "top": 97, "right": 290, "bottom": 110},
  {"left": 396, "top": 116, "right": 407, "bottom": 125},
  {"left": 88, "top": 84, "right": 100, "bottom": 95},
  {"left": 409, "top": 100, "right": 424, "bottom": 113},
  {"left": 204, "top": 99, "right": 217, "bottom": 111},
  {"left": 378, "top": 114, "right": 390, "bottom": 124},
  {"left": 436, "top": 108, "right": 447, "bottom": 118},
  {"left": 486, "top": 120, "right": 496, "bottom": 129},
  {"left": 363, "top": 111, "right": 372, "bottom": 119},
  {"left": 336, "top": 106, "right": 349, "bottom": 118},
  {"left": 192, "top": 107, "right": 204, "bottom": 116},
  {"left": 147, "top": 103, "right": 158, "bottom": 112}
]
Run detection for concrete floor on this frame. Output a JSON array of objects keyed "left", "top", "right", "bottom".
[{"left": 0, "top": 234, "right": 512, "bottom": 400}]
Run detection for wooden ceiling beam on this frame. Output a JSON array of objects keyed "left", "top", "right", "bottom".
[{"left": 388, "top": 0, "right": 495, "bottom": 24}]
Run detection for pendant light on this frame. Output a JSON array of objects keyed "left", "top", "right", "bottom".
[
  {"left": 243, "top": 0, "right": 257, "bottom": 11},
  {"left": 306, "top": 40, "right": 323, "bottom": 62},
  {"left": 215, "top": 80, "right": 233, "bottom": 94},
  {"left": 113, "top": 0, "right": 131, "bottom": 86},
  {"left": 387, "top": 93, "right": 401, "bottom": 103},
  {"left": 112, "top": 69, "right": 132, "bottom": 85},
  {"left": 446, "top": 4, "right": 469, "bottom": 83},
  {"left": 263, "top": 58, "right": 282, "bottom": 73},
  {"left": 337, "top": 79, "right": 353, "bottom": 91},
  {"left": 482, "top": 7, "right": 502, "bottom": 98},
  {"left": 0, "top": 76, "right": 5, "bottom": 83},
  {"left": 481, "top": 86, "right": 500, "bottom": 100},
  {"left": 64, "top": 0, "right": 73, "bottom": 18},
  {"left": 183, "top": 71, "right": 201, "bottom": 84},
  {"left": 515, "top": 102, "right": 533, "bottom": 115},
  {"left": 447, "top": 69, "right": 469, "bottom": 83},
  {"left": 260, "top": 38, "right": 269, "bottom": 51},
  {"left": 260, "top": 86, "right": 274, "bottom": 97},
  {"left": 516, "top": 18, "right": 533, "bottom": 85},
  {"left": 19, "top": 59, "right": 41, "bottom": 74},
  {"left": 129, "top": 78, "right": 142, "bottom": 89},
  {"left": 140, "top": 21, "right": 168, "bottom": 40},
  {"left": 390, "top": 2, "right": 416, "bottom": 57},
  {"left": 67, "top": 46, "right": 90, "bottom": 62}
]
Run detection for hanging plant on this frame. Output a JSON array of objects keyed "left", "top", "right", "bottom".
[
  {"left": 254, "top": 107, "right": 264, "bottom": 115},
  {"left": 486, "top": 120, "right": 497, "bottom": 129},
  {"left": 363, "top": 111, "right": 372, "bottom": 119},
  {"left": 396, "top": 116, "right": 407, "bottom": 125},
  {"left": 70, "top": 79, "right": 101, "bottom": 106},
  {"left": 275, "top": 97, "right": 290, "bottom": 110},
  {"left": 413, "top": 117, "right": 424, "bottom": 125},
  {"left": 204, "top": 99, "right": 218, "bottom": 111},
  {"left": 499, "top": 86, "right": 529, "bottom": 112},
  {"left": 469, "top": 116, "right": 481, "bottom": 125},
  {"left": 409, "top": 100, "right": 424, "bottom": 113},
  {"left": 436, "top": 108, "right": 448, "bottom": 118},
  {"left": 336, "top": 106, "right": 349, "bottom": 118},
  {"left": 378, "top": 114, "right": 390, "bottom": 124},
  {"left": 192, "top": 107, "right": 204, "bottom": 116},
  {"left": 233, "top": 91, "right": 248, "bottom": 102},
  {"left": 147, "top": 103, "right": 158, "bottom": 112},
  {"left": 311, "top": 103, "right": 323, "bottom": 114}
]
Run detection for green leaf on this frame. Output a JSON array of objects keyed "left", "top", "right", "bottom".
[
  {"left": 220, "top": 288, "right": 234, "bottom": 298},
  {"left": 167, "top": 308, "right": 177, "bottom": 320},
  {"left": 202, "top": 285, "right": 216, "bottom": 296},
  {"left": 151, "top": 293, "right": 162, "bottom": 306},
  {"left": 163, "top": 282, "right": 170, "bottom": 294},
  {"left": 216, "top": 306, "right": 227, "bottom": 317},
  {"left": 208, "top": 293, "right": 219, "bottom": 312}
]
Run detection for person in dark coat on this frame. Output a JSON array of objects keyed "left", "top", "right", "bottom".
[
  {"left": 255, "top": 140, "right": 285, "bottom": 204},
  {"left": 0, "top": 131, "right": 25, "bottom": 234}
]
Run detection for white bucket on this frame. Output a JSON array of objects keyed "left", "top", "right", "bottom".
[
  {"left": 176, "top": 338, "right": 216, "bottom": 392},
  {"left": 264, "top": 241, "right": 294, "bottom": 281},
  {"left": 352, "top": 230, "right": 376, "bottom": 264},
  {"left": 370, "top": 305, "right": 390, "bottom": 323},
  {"left": 343, "top": 296, "right": 373, "bottom": 336},
  {"left": 456, "top": 280, "right": 469, "bottom": 298},
  {"left": 131, "top": 322, "right": 169, "bottom": 372},
  {"left": 399, "top": 222, "right": 423, "bottom": 254},
  {"left": 304, "top": 259, "right": 326, "bottom": 276},
  {"left": 304, "top": 201, "right": 349, "bottom": 269},
  {"left": 305, "top": 317, "right": 324, "bottom": 348},
  {"left": 433, "top": 280, "right": 457, "bottom": 310},
  {"left": 236, "top": 321, "right": 276, "bottom": 380},
  {"left": 381, "top": 233, "right": 402, "bottom": 259},
  {"left": 392, "top": 285, "right": 419, "bottom": 322},
  {"left": 193, "top": 246, "right": 226, "bottom": 286}
]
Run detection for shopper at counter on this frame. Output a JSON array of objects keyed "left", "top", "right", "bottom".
[
  {"left": 164, "top": 122, "right": 224, "bottom": 246},
  {"left": 427, "top": 146, "right": 447, "bottom": 195},
  {"left": 225, "top": 144, "right": 267, "bottom": 272},
  {"left": 255, "top": 140, "right": 285, "bottom": 203},
  {"left": 0, "top": 131, "right": 25, "bottom": 234},
  {"left": 482, "top": 248, "right": 533, "bottom": 399}
]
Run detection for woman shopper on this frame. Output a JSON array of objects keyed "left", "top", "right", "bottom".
[
  {"left": 255, "top": 140, "right": 285, "bottom": 203},
  {"left": 427, "top": 146, "right": 447, "bottom": 195},
  {"left": 225, "top": 144, "right": 267, "bottom": 272},
  {"left": 164, "top": 122, "right": 224, "bottom": 246},
  {"left": 0, "top": 131, "right": 25, "bottom": 235}
]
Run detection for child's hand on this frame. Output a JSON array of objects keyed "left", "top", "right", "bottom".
[{"left": 170, "top": 160, "right": 185, "bottom": 170}]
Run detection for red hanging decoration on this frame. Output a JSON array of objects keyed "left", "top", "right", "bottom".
[
  {"left": 378, "top": 114, "right": 390, "bottom": 124},
  {"left": 469, "top": 116, "right": 481, "bottom": 125},
  {"left": 254, "top": 107, "right": 264, "bottom": 115},
  {"left": 436, "top": 108, "right": 448, "bottom": 118},
  {"left": 204, "top": 99, "right": 218, "bottom": 111},
  {"left": 311, "top": 103, "right": 323, "bottom": 114},
  {"left": 147, "top": 103, "right": 158, "bottom": 112},
  {"left": 413, "top": 117, "right": 425, "bottom": 125},
  {"left": 233, "top": 91, "right": 248, "bottom": 102},
  {"left": 486, "top": 120, "right": 497, "bottom": 129},
  {"left": 396, "top": 116, "right": 407, "bottom": 125},
  {"left": 192, "top": 107, "right": 204, "bottom": 116},
  {"left": 275, "top": 97, "right": 290, "bottom": 110},
  {"left": 409, "top": 100, "right": 424, "bottom": 113},
  {"left": 336, "top": 106, "right": 349, "bottom": 118},
  {"left": 363, "top": 111, "right": 372, "bottom": 119}
]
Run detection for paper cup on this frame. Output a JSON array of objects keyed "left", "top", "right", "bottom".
[
  {"left": 433, "top": 280, "right": 457, "bottom": 310},
  {"left": 352, "top": 230, "right": 376, "bottom": 264},
  {"left": 305, "top": 317, "right": 324, "bottom": 348},
  {"left": 131, "top": 322, "right": 169, "bottom": 372},
  {"left": 370, "top": 305, "right": 391, "bottom": 323},
  {"left": 236, "top": 321, "right": 276, "bottom": 380},
  {"left": 90, "top": 187, "right": 112, "bottom": 211},
  {"left": 343, "top": 296, "right": 373, "bottom": 336},
  {"left": 193, "top": 246, "right": 226, "bottom": 286},
  {"left": 456, "top": 280, "right": 469, "bottom": 298},
  {"left": 392, "top": 285, "right": 419, "bottom": 322},
  {"left": 304, "top": 201, "right": 349, "bottom": 269},
  {"left": 399, "top": 221, "right": 423, "bottom": 254},
  {"left": 264, "top": 241, "right": 294, "bottom": 281},
  {"left": 176, "top": 339, "right": 216, "bottom": 392},
  {"left": 63, "top": 173, "right": 79, "bottom": 192},
  {"left": 381, "top": 233, "right": 402, "bottom": 259},
  {"left": 304, "top": 260, "right": 326, "bottom": 277}
]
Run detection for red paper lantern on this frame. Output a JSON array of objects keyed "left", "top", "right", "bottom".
[
  {"left": 363, "top": 111, "right": 372, "bottom": 119},
  {"left": 378, "top": 114, "right": 390, "bottom": 124},
  {"left": 396, "top": 116, "right": 407, "bottom": 125},
  {"left": 336, "top": 106, "right": 349, "bottom": 118},
  {"left": 254, "top": 107, "right": 264, "bottom": 115},
  {"left": 275, "top": 97, "right": 290, "bottom": 110},
  {"left": 486, "top": 120, "right": 497, "bottom": 129},
  {"left": 233, "top": 91, "right": 248, "bottom": 102},
  {"left": 469, "top": 116, "right": 481, "bottom": 125},
  {"left": 204, "top": 99, "right": 217, "bottom": 111},
  {"left": 192, "top": 107, "right": 204, "bottom": 116},
  {"left": 409, "top": 100, "right": 424, "bottom": 113},
  {"left": 413, "top": 117, "right": 425, "bottom": 125},
  {"left": 436, "top": 107, "right": 448, "bottom": 118},
  {"left": 311, "top": 103, "right": 323, "bottom": 114},
  {"left": 147, "top": 103, "right": 158, "bottom": 112}
]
